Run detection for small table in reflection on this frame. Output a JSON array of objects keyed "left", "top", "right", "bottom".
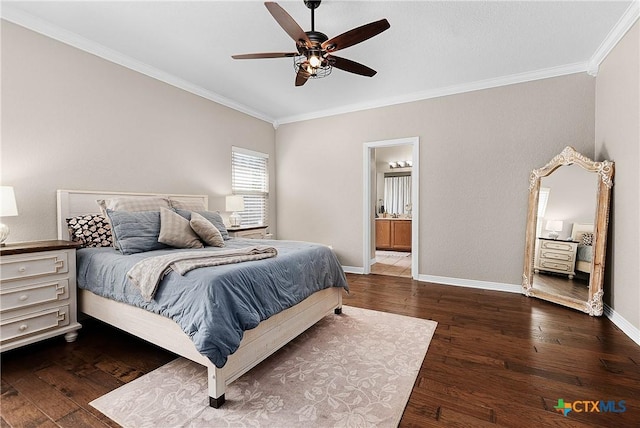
[{"left": 534, "top": 238, "right": 579, "bottom": 279}]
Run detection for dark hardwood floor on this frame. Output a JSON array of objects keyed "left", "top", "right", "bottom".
[{"left": 2, "top": 274, "right": 639, "bottom": 427}]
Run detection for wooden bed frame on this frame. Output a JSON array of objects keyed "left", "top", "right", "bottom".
[{"left": 56, "top": 189, "right": 343, "bottom": 408}]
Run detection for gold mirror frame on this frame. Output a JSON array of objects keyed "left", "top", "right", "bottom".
[{"left": 522, "top": 146, "right": 614, "bottom": 316}]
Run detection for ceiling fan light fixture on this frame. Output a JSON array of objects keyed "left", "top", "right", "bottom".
[
  {"left": 293, "top": 55, "right": 332, "bottom": 79},
  {"left": 308, "top": 54, "right": 322, "bottom": 68}
]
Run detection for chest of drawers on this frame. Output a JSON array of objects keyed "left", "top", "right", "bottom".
[
  {"left": 227, "top": 226, "right": 268, "bottom": 239},
  {"left": 534, "top": 238, "right": 579, "bottom": 279},
  {"left": 1, "top": 240, "right": 82, "bottom": 352}
]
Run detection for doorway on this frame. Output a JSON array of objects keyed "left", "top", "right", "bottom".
[{"left": 363, "top": 137, "right": 419, "bottom": 278}]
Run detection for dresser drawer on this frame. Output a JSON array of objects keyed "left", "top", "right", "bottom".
[
  {"left": 540, "top": 241, "right": 575, "bottom": 252},
  {"left": 0, "top": 251, "right": 69, "bottom": 282},
  {"left": 0, "top": 279, "right": 69, "bottom": 315},
  {"left": 539, "top": 250, "right": 574, "bottom": 263},
  {"left": 1, "top": 305, "right": 70, "bottom": 343},
  {"left": 539, "top": 260, "right": 573, "bottom": 272}
]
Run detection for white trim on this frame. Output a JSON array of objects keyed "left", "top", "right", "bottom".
[
  {"left": 419, "top": 274, "right": 522, "bottom": 294},
  {"left": 232, "top": 146, "right": 269, "bottom": 159},
  {"left": 5, "top": 2, "right": 636, "bottom": 127},
  {"left": 604, "top": 304, "right": 640, "bottom": 347},
  {"left": 277, "top": 62, "right": 589, "bottom": 124},
  {"left": 363, "top": 137, "right": 419, "bottom": 279},
  {"left": 588, "top": 1, "right": 640, "bottom": 73},
  {"left": 0, "top": 5, "right": 274, "bottom": 125},
  {"left": 342, "top": 266, "right": 364, "bottom": 275}
]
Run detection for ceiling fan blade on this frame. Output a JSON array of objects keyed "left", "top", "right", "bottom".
[
  {"left": 232, "top": 52, "right": 298, "bottom": 59},
  {"left": 295, "top": 68, "right": 310, "bottom": 86},
  {"left": 328, "top": 55, "right": 377, "bottom": 77},
  {"left": 322, "top": 19, "right": 390, "bottom": 53},
  {"left": 265, "top": 2, "right": 311, "bottom": 48}
]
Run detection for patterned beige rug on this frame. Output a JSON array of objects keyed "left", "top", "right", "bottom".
[{"left": 91, "top": 306, "right": 437, "bottom": 428}]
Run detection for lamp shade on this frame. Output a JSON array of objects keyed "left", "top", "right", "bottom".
[
  {"left": 545, "top": 220, "right": 563, "bottom": 232},
  {"left": 226, "top": 195, "right": 245, "bottom": 212},
  {"left": 0, "top": 186, "right": 18, "bottom": 217}
]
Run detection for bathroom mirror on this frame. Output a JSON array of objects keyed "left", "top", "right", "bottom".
[{"left": 522, "top": 146, "right": 614, "bottom": 315}]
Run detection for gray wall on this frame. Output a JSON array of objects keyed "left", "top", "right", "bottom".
[
  {"left": 1, "top": 21, "right": 276, "bottom": 242},
  {"left": 595, "top": 22, "right": 639, "bottom": 330},
  {"left": 276, "top": 73, "right": 596, "bottom": 284}
]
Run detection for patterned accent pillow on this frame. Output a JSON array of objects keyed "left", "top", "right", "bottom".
[
  {"left": 581, "top": 232, "right": 594, "bottom": 246},
  {"left": 66, "top": 214, "right": 113, "bottom": 248}
]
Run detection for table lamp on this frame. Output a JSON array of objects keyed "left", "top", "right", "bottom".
[
  {"left": 545, "top": 220, "right": 563, "bottom": 240},
  {"left": 0, "top": 186, "right": 18, "bottom": 246},
  {"left": 226, "top": 195, "right": 245, "bottom": 227}
]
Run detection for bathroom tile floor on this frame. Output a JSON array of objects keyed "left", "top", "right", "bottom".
[{"left": 370, "top": 251, "right": 412, "bottom": 278}]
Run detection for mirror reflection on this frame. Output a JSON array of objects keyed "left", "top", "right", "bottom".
[
  {"left": 532, "top": 165, "right": 598, "bottom": 301},
  {"left": 522, "top": 146, "right": 614, "bottom": 316}
]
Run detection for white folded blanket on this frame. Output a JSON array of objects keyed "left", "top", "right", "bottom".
[{"left": 127, "top": 246, "right": 278, "bottom": 301}]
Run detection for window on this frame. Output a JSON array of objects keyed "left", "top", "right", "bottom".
[
  {"left": 383, "top": 173, "right": 411, "bottom": 215},
  {"left": 232, "top": 146, "right": 269, "bottom": 227},
  {"left": 536, "top": 187, "right": 551, "bottom": 237}
]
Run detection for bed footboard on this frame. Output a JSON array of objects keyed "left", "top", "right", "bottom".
[
  {"left": 80, "top": 287, "right": 343, "bottom": 408},
  {"left": 204, "top": 286, "right": 342, "bottom": 407}
]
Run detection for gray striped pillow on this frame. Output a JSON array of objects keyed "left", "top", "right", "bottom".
[{"left": 158, "top": 207, "right": 203, "bottom": 249}]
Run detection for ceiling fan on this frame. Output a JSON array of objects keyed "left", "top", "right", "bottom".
[{"left": 232, "top": 1, "right": 390, "bottom": 87}]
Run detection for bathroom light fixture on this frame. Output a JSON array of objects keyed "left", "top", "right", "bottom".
[
  {"left": 0, "top": 186, "right": 18, "bottom": 246},
  {"left": 389, "top": 160, "right": 412, "bottom": 169}
]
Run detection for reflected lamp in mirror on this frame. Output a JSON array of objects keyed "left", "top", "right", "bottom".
[
  {"left": 0, "top": 186, "right": 18, "bottom": 246},
  {"left": 226, "top": 195, "right": 245, "bottom": 227},
  {"left": 545, "top": 220, "right": 563, "bottom": 239}
]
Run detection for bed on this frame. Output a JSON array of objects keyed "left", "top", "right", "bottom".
[
  {"left": 56, "top": 189, "right": 347, "bottom": 408},
  {"left": 571, "top": 223, "right": 594, "bottom": 274}
]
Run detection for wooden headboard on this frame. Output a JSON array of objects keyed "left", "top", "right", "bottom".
[
  {"left": 571, "top": 223, "right": 594, "bottom": 243},
  {"left": 56, "top": 189, "right": 208, "bottom": 240}
]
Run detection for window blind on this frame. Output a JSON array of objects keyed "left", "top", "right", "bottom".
[{"left": 232, "top": 147, "right": 269, "bottom": 227}]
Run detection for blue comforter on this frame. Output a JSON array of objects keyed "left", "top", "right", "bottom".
[{"left": 76, "top": 238, "right": 348, "bottom": 367}]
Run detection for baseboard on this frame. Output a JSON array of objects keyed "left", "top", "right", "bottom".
[
  {"left": 345, "top": 268, "right": 639, "bottom": 347},
  {"left": 604, "top": 304, "right": 640, "bottom": 347},
  {"left": 418, "top": 274, "right": 522, "bottom": 294}
]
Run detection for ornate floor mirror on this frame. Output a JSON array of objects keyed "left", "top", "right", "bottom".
[{"left": 522, "top": 146, "right": 614, "bottom": 315}]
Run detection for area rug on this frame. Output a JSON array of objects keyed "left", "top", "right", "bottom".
[{"left": 90, "top": 306, "right": 437, "bottom": 428}]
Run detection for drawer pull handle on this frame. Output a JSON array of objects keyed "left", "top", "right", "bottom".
[
  {"left": 19, "top": 294, "right": 29, "bottom": 301},
  {"left": 19, "top": 324, "right": 28, "bottom": 332},
  {"left": 18, "top": 267, "right": 26, "bottom": 273}
]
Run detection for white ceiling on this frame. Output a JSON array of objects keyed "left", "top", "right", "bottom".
[{"left": 2, "top": 1, "right": 636, "bottom": 125}]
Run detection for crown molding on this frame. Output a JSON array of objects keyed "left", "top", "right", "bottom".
[
  {"left": 4, "top": 3, "right": 634, "bottom": 128},
  {"left": 588, "top": 0, "right": 640, "bottom": 75},
  {"left": 276, "top": 62, "right": 590, "bottom": 124},
  {"left": 0, "top": 6, "right": 275, "bottom": 125}
]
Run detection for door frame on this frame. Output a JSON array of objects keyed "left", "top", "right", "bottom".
[{"left": 363, "top": 137, "right": 420, "bottom": 278}]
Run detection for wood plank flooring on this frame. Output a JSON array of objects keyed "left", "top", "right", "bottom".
[{"left": 2, "top": 274, "right": 639, "bottom": 427}]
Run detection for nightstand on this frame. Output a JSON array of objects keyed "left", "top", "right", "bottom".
[
  {"left": 0, "top": 240, "right": 82, "bottom": 352},
  {"left": 227, "top": 225, "right": 268, "bottom": 239},
  {"left": 534, "top": 238, "right": 579, "bottom": 279}
]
